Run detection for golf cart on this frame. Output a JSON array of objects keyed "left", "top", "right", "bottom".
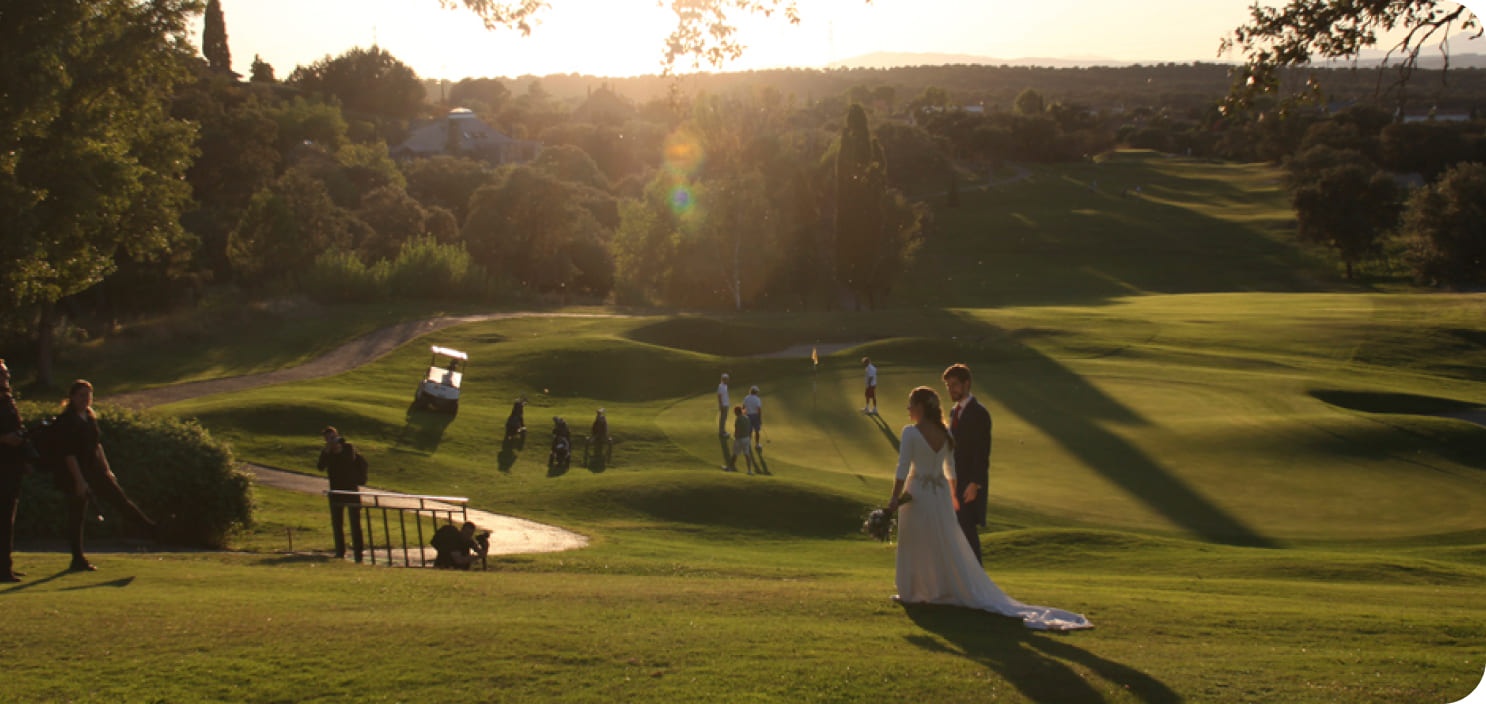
[{"left": 415, "top": 345, "right": 467, "bottom": 413}]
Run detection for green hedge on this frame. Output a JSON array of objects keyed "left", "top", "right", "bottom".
[{"left": 14, "top": 403, "right": 254, "bottom": 549}]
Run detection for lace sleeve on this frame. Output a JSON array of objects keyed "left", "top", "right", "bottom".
[{"left": 894, "top": 427, "right": 914, "bottom": 480}]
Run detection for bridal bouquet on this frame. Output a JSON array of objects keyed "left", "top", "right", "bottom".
[{"left": 860, "top": 493, "right": 912, "bottom": 542}]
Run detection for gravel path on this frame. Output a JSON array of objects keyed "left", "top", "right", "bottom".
[
  {"left": 107, "top": 312, "right": 623, "bottom": 409},
  {"left": 253, "top": 464, "right": 587, "bottom": 564}
]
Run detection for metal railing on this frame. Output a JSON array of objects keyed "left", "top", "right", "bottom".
[{"left": 327, "top": 490, "right": 483, "bottom": 569}]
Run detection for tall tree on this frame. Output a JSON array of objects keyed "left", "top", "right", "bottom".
[
  {"left": 0, "top": 0, "right": 201, "bottom": 386},
  {"left": 1402, "top": 162, "right": 1486, "bottom": 285},
  {"left": 1293, "top": 161, "right": 1400, "bottom": 279},
  {"left": 287, "top": 46, "right": 425, "bottom": 124},
  {"left": 250, "top": 54, "right": 275, "bottom": 83},
  {"left": 202, "top": 0, "right": 232, "bottom": 75},
  {"left": 1221, "top": 0, "right": 1482, "bottom": 114},
  {"left": 834, "top": 103, "right": 887, "bottom": 309}
]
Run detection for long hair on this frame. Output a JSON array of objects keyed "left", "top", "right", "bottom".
[
  {"left": 910, "top": 386, "right": 955, "bottom": 450},
  {"left": 62, "top": 379, "right": 95, "bottom": 418}
]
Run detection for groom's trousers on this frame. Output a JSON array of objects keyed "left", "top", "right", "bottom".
[{"left": 956, "top": 507, "right": 983, "bottom": 564}]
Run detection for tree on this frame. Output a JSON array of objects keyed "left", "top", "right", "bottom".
[
  {"left": 1013, "top": 88, "right": 1046, "bottom": 116},
  {"left": 228, "top": 169, "right": 359, "bottom": 285},
  {"left": 250, "top": 54, "right": 275, "bottom": 83},
  {"left": 202, "top": 0, "right": 232, "bottom": 75},
  {"left": 287, "top": 46, "right": 425, "bottom": 124},
  {"left": 356, "top": 186, "right": 431, "bottom": 261},
  {"left": 402, "top": 155, "right": 492, "bottom": 221},
  {"left": 0, "top": 0, "right": 201, "bottom": 386},
  {"left": 1402, "top": 162, "right": 1486, "bottom": 285},
  {"left": 462, "top": 166, "right": 613, "bottom": 295},
  {"left": 1292, "top": 161, "right": 1400, "bottom": 279},
  {"left": 834, "top": 104, "right": 887, "bottom": 308},
  {"left": 1221, "top": 0, "right": 1482, "bottom": 114}
]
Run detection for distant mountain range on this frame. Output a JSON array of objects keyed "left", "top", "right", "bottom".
[{"left": 830, "top": 32, "right": 1486, "bottom": 70}]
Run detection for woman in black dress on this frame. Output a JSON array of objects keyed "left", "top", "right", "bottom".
[
  {"left": 56, "top": 379, "right": 156, "bottom": 571},
  {"left": 0, "top": 359, "right": 27, "bottom": 582}
]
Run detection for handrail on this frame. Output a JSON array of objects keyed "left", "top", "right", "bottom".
[{"left": 326, "top": 489, "right": 481, "bottom": 569}]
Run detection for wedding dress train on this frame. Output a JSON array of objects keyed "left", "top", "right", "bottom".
[{"left": 893, "top": 425, "right": 1092, "bottom": 631}]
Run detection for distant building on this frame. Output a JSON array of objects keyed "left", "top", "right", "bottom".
[{"left": 392, "top": 108, "right": 540, "bottom": 164}]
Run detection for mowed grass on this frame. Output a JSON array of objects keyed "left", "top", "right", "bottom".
[{"left": 6, "top": 152, "right": 1486, "bottom": 702}]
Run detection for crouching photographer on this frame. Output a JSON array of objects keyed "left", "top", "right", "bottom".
[{"left": 431, "top": 521, "right": 489, "bottom": 570}]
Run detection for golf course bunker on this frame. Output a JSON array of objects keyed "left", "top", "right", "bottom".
[{"left": 1310, "top": 389, "right": 1485, "bottom": 424}]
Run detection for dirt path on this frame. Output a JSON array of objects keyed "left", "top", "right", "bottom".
[
  {"left": 107, "top": 312, "right": 623, "bottom": 409},
  {"left": 252, "top": 464, "right": 587, "bottom": 562}
]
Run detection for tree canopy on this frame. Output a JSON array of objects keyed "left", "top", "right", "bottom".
[{"left": 1221, "top": 0, "right": 1482, "bottom": 113}]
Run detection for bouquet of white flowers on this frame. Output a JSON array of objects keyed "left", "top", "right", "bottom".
[{"left": 860, "top": 493, "right": 912, "bottom": 542}]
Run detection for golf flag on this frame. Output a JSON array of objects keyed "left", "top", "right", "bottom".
[{"left": 811, "top": 346, "right": 819, "bottom": 368}]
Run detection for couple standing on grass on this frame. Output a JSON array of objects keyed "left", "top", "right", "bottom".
[{"left": 888, "top": 363, "right": 1092, "bottom": 631}]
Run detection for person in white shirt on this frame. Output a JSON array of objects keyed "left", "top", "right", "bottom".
[
  {"left": 717, "top": 373, "right": 731, "bottom": 438},
  {"left": 861, "top": 357, "right": 878, "bottom": 415},
  {"left": 743, "top": 385, "right": 763, "bottom": 450}
]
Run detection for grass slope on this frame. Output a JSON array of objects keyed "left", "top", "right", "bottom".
[{"left": 6, "top": 153, "right": 1485, "bottom": 702}]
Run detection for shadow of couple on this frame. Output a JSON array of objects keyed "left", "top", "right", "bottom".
[{"left": 902, "top": 603, "right": 1178, "bottom": 703}]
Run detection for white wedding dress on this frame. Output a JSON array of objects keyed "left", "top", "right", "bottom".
[{"left": 893, "top": 425, "right": 1093, "bottom": 631}]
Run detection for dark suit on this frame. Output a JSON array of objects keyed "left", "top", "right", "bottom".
[{"left": 951, "top": 396, "right": 991, "bottom": 564}]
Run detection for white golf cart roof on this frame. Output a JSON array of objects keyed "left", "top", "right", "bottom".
[{"left": 430, "top": 346, "right": 468, "bottom": 361}]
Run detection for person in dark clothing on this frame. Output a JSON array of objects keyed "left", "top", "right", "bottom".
[
  {"left": 588, "top": 409, "right": 611, "bottom": 464},
  {"left": 504, "top": 396, "right": 527, "bottom": 440},
  {"left": 0, "top": 360, "right": 28, "bottom": 582},
  {"left": 317, "top": 426, "right": 365, "bottom": 562},
  {"left": 430, "top": 521, "right": 488, "bottom": 569},
  {"left": 56, "top": 379, "right": 157, "bottom": 572},
  {"left": 943, "top": 364, "right": 992, "bottom": 564}
]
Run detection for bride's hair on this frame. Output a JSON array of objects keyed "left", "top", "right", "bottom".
[{"left": 910, "top": 386, "right": 955, "bottom": 450}]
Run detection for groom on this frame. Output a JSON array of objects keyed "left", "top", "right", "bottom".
[{"left": 943, "top": 364, "right": 991, "bottom": 564}]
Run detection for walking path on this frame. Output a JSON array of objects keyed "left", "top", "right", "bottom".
[
  {"left": 108, "top": 312, "right": 624, "bottom": 409},
  {"left": 252, "top": 464, "right": 587, "bottom": 563}
]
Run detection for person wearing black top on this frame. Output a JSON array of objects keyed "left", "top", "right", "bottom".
[
  {"left": 943, "top": 364, "right": 992, "bottom": 565},
  {"left": 56, "top": 379, "right": 157, "bottom": 572},
  {"left": 0, "top": 360, "right": 27, "bottom": 582},
  {"left": 317, "top": 426, "right": 365, "bottom": 562},
  {"left": 430, "top": 522, "right": 487, "bottom": 569}
]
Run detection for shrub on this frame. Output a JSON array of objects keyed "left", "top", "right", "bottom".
[
  {"left": 386, "top": 236, "right": 488, "bottom": 301},
  {"left": 302, "top": 248, "right": 388, "bottom": 303},
  {"left": 14, "top": 403, "right": 254, "bottom": 549}
]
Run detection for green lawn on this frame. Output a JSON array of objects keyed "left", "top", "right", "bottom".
[{"left": 5, "top": 152, "right": 1484, "bottom": 703}]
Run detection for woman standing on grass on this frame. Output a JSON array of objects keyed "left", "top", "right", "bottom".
[
  {"left": 56, "top": 379, "right": 156, "bottom": 572},
  {"left": 0, "top": 359, "right": 27, "bottom": 582},
  {"left": 888, "top": 386, "right": 1091, "bottom": 631}
]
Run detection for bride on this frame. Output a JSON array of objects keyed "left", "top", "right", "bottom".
[{"left": 888, "top": 386, "right": 1092, "bottom": 631}]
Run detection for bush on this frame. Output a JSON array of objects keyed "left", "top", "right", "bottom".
[
  {"left": 14, "top": 403, "right": 253, "bottom": 549},
  {"left": 302, "top": 248, "right": 388, "bottom": 303},
  {"left": 386, "top": 236, "right": 489, "bottom": 301}
]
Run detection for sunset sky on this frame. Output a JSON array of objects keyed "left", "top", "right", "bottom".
[{"left": 211, "top": 0, "right": 1480, "bottom": 80}]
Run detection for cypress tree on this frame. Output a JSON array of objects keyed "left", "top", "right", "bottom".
[
  {"left": 203, "top": 0, "right": 232, "bottom": 75},
  {"left": 834, "top": 103, "right": 886, "bottom": 309}
]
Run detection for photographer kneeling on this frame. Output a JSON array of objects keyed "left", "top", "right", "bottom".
[{"left": 431, "top": 521, "right": 489, "bottom": 570}]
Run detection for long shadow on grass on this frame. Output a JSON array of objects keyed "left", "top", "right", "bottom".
[
  {"left": 395, "top": 402, "right": 455, "bottom": 455},
  {"left": 905, "top": 604, "right": 1179, "bottom": 704},
  {"left": 932, "top": 310, "right": 1274, "bottom": 547},
  {"left": 869, "top": 412, "right": 901, "bottom": 453}
]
